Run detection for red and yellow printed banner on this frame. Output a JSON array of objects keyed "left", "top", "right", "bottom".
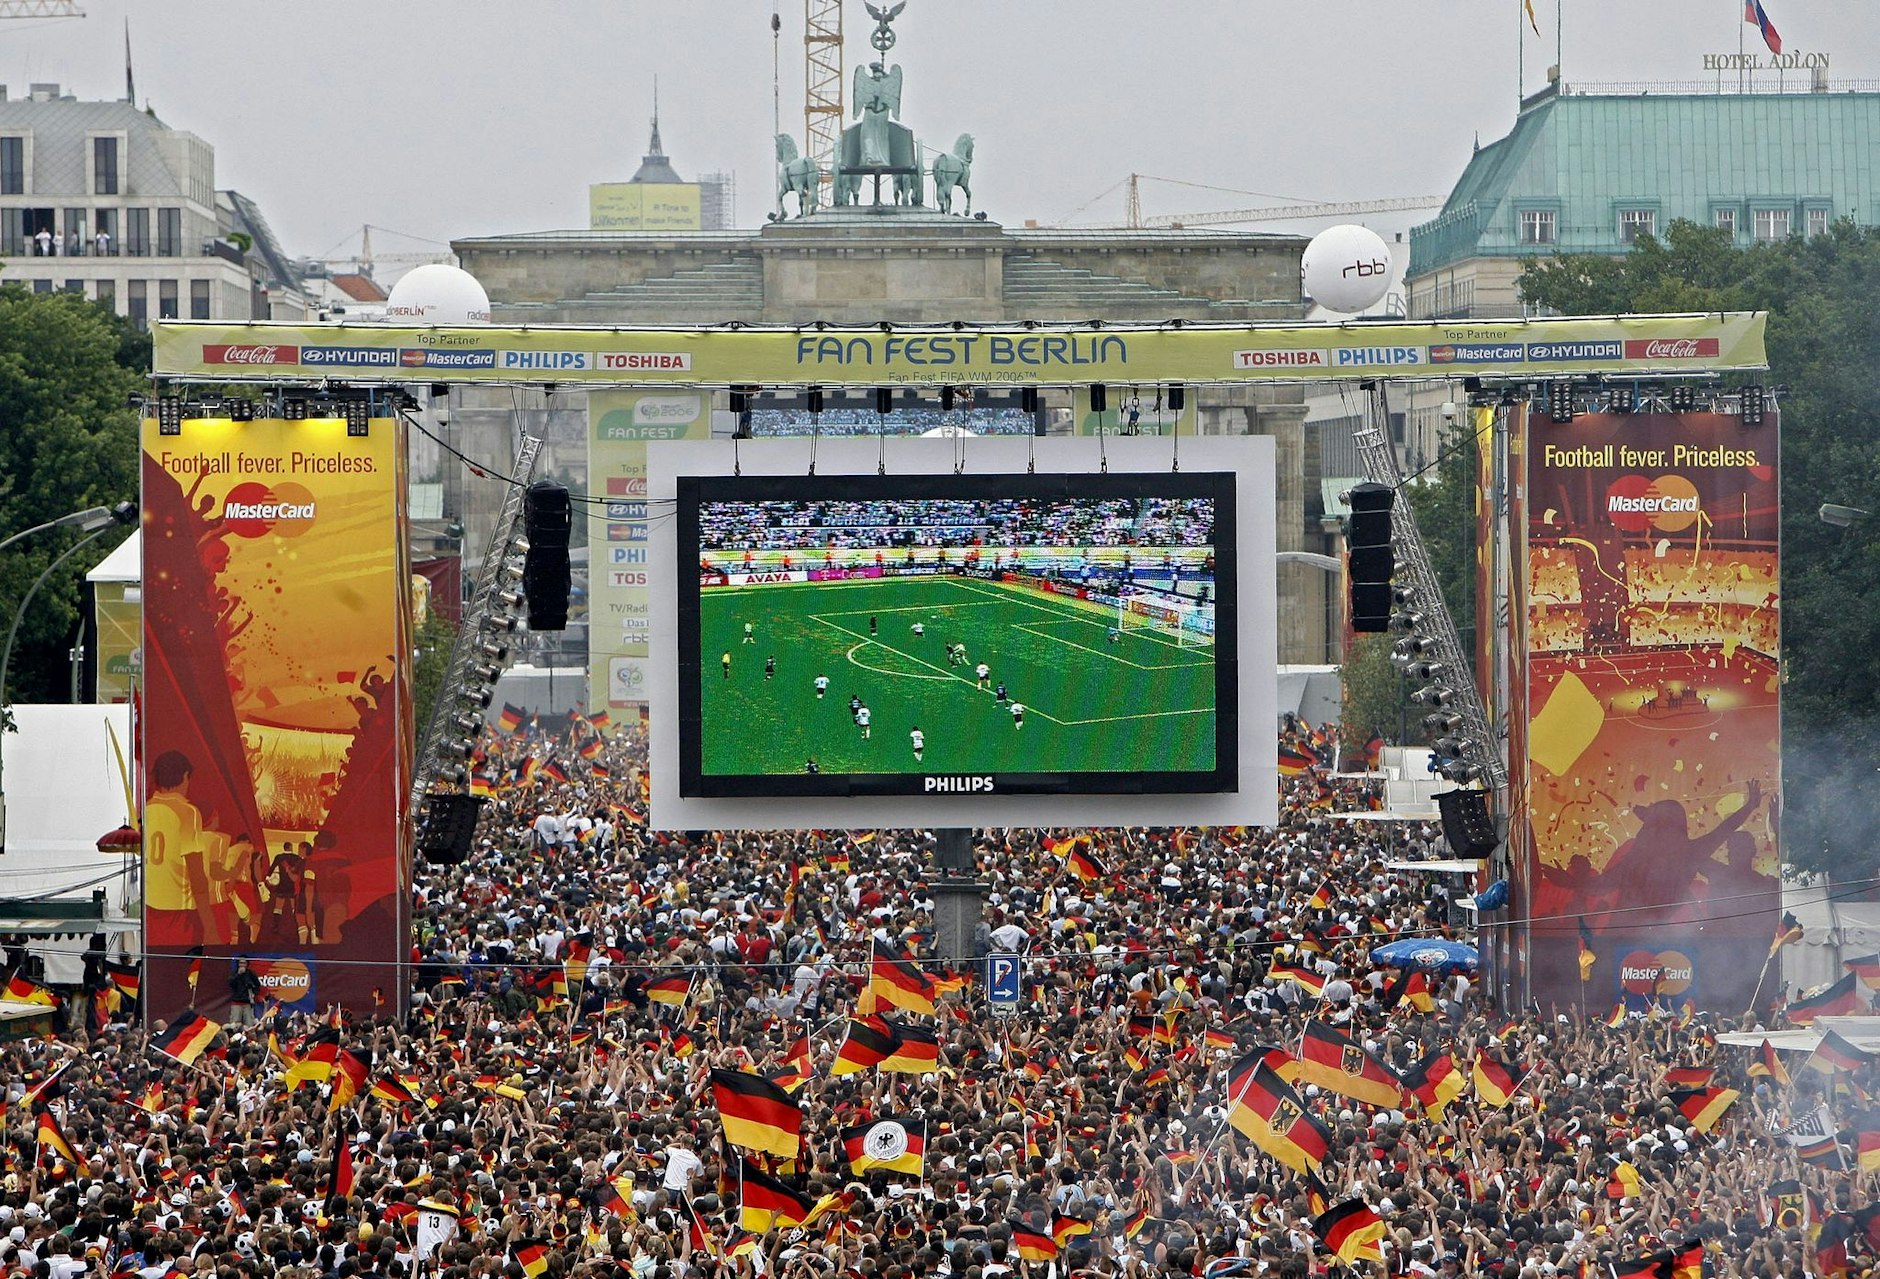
[
  {"left": 141, "top": 415, "right": 411, "bottom": 1022},
  {"left": 1520, "top": 412, "right": 1780, "bottom": 1012}
]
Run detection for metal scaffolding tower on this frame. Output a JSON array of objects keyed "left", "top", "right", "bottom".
[{"left": 804, "top": 0, "right": 844, "bottom": 185}]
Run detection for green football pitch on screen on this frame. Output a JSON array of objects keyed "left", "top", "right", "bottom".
[{"left": 699, "top": 575, "right": 1216, "bottom": 777}]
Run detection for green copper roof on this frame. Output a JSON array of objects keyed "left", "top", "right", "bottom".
[{"left": 1410, "top": 86, "right": 1880, "bottom": 276}]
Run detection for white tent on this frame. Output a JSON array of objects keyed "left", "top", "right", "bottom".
[
  {"left": 2, "top": 703, "right": 136, "bottom": 901},
  {"left": 84, "top": 527, "right": 139, "bottom": 585}
]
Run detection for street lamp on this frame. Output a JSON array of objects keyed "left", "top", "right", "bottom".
[
  {"left": 0, "top": 501, "right": 137, "bottom": 851},
  {"left": 1820, "top": 503, "right": 1871, "bottom": 528}
]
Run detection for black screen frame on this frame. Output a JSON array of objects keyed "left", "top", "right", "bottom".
[{"left": 675, "top": 470, "right": 1239, "bottom": 800}]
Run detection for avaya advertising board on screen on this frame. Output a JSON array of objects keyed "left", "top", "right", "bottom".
[{"left": 648, "top": 437, "right": 1278, "bottom": 831}]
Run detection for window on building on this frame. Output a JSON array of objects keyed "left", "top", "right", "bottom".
[
  {"left": 0, "top": 138, "right": 22, "bottom": 195},
  {"left": 0, "top": 209, "right": 21, "bottom": 256},
  {"left": 1753, "top": 207, "right": 1790, "bottom": 242},
  {"left": 62, "top": 279, "right": 82, "bottom": 294},
  {"left": 94, "top": 278, "right": 114, "bottom": 311},
  {"left": 156, "top": 208, "right": 181, "bottom": 257},
  {"left": 126, "top": 208, "right": 149, "bottom": 256},
  {"left": 157, "top": 279, "right": 178, "bottom": 319},
  {"left": 1807, "top": 206, "right": 1830, "bottom": 238},
  {"left": 1519, "top": 209, "right": 1556, "bottom": 245},
  {"left": 92, "top": 136, "right": 119, "bottom": 195},
  {"left": 94, "top": 208, "right": 116, "bottom": 255},
  {"left": 126, "top": 280, "right": 147, "bottom": 328},
  {"left": 190, "top": 279, "right": 211, "bottom": 320},
  {"left": 31, "top": 279, "right": 51, "bottom": 294},
  {"left": 62, "top": 208, "right": 85, "bottom": 256},
  {"left": 1619, "top": 208, "right": 1657, "bottom": 244},
  {"left": 1713, "top": 207, "right": 1737, "bottom": 238}
]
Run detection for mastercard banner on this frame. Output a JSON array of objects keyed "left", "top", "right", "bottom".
[
  {"left": 140, "top": 415, "right": 411, "bottom": 1022},
  {"left": 1521, "top": 412, "right": 1780, "bottom": 1012}
]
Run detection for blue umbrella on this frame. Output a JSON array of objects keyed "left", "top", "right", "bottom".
[{"left": 1369, "top": 938, "right": 1479, "bottom": 974}]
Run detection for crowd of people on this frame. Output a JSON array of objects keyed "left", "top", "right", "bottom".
[
  {"left": 5, "top": 714, "right": 1876, "bottom": 1279},
  {"left": 698, "top": 499, "right": 1209, "bottom": 554}
]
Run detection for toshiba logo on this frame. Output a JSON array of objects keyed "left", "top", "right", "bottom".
[
  {"left": 1607, "top": 494, "right": 1697, "bottom": 513},
  {"left": 224, "top": 501, "right": 315, "bottom": 520}
]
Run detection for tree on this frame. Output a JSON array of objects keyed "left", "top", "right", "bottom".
[
  {"left": 1340, "top": 632, "right": 1411, "bottom": 757},
  {"left": 0, "top": 288, "right": 145, "bottom": 704},
  {"left": 410, "top": 609, "right": 459, "bottom": 736},
  {"left": 1520, "top": 220, "right": 1880, "bottom": 880}
]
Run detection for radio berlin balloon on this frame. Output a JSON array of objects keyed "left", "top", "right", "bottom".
[{"left": 1301, "top": 224, "right": 1393, "bottom": 315}]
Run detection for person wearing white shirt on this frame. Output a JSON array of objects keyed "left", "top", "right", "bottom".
[{"left": 662, "top": 1139, "right": 703, "bottom": 1193}]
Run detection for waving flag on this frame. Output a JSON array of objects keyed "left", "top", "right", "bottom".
[
  {"left": 1670, "top": 1086, "right": 1739, "bottom": 1134},
  {"left": 710, "top": 1068, "right": 802, "bottom": 1158},
  {"left": 1744, "top": 0, "right": 1782, "bottom": 54},
  {"left": 1747, "top": 1038, "right": 1792, "bottom": 1087},
  {"left": 151, "top": 1010, "right": 221, "bottom": 1067},
  {"left": 841, "top": 1116, "right": 926, "bottom": 1175},
  {"left": 1294, "top": 1020, "right": 1404, "bottom": 1108},
  {"left": 1225, "top": 1054, "right": 1331, "bottom": 1174},
  {"left": 1770, "top": 910, "right": 1804, "bottom": 957},
  {"left": 1471, "top": 1055, "right": 1521, "bottom": 1108},
  {"left": 831, "top": 1016, "right": 900, "bottom": 1076},
  {"left": 737, "top": 1158, "right": 814, "bottom": 1230},
  {"left": 1789, "top": 974, "right": 1865, "bottom": 1024},
  {"left": 868, "top": 945, "right": 936, "bottom": 1017},
  {"left": 35, "top": 1110, "right": 84, "bottom": 1173},
  {"left": 1578, "top": 921, "right": 1597, "bottom": 982},
  {"left": 1314, "top": 1199, "right": 1387, "bottom": 1265},
  {"left": 1400, "top": 1051, "right": 1464, "bottom": 1120}
]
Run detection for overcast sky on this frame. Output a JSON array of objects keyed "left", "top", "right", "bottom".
[{"left": 4, "top": 1, "right": 1873, "bottom": 268}]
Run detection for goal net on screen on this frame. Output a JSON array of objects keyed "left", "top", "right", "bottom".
[{"left": 1116, "top": 593, "right": 1214, "bottom": 648}]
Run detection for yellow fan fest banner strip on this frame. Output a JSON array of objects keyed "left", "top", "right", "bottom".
[{"left": 152, "top": 313, "right": 1766, "bottom": 388}]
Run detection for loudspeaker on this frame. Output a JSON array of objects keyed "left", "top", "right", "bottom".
[
  {"left": 523, "top": 480, "right": 572, "bottom": 631},
  {"left": 1167, "top": 385, "right": 1185, "bottom": 412},
  {"left": 417, "top": 793, "right": 487, "bottom": 865},
  {"left": 806, "top": 386, "right": 824, "bottom": 414},
  {"left": 940, "top": 385, "right": 955, "bottom": 411},
  {"left": 1089, "top": 383, "right": 1107, "bottom": 413},
  {"left": 1344, "top": 482, "right": 1396, "bottom": 632},
  {"left": 1020, "top": 387, "right": 1038, "bottom": 415},
  {"left": 875, "top": 387, "right": 892, "bottom": 415},
  {"left": 1436, "top": 788, "right": 1499, "bottom": 860}
]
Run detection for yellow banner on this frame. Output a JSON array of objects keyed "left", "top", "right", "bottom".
[{"left": 152, "top": 314, "right": 1767, "bottom": 387}]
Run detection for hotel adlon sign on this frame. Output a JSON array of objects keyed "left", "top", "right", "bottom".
[{"left": 1703, "top": 50, "right": 1830, "bottom": 71}]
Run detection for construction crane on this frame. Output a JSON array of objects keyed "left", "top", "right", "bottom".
[
  {"left": 1123, "top": 174, "right": 1444, "bottom": 229},
  {"left": 804, "top": 0, "right": 843, "bottom": 184},
  {"left": 0, "top": 1, "right": 82, "bottom": 16},
  {"left": 315, "top": 225, "right": 452, "bottom": 282}
]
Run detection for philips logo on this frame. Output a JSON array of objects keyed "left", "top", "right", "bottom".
[
  {"left": 500, "top": 350, "right": 593, "bottom": 371},
  {"left": 924, "top": 776, "right": 995, "bottom": 793},
  {"left": 1334, "top": 346, "right": 1422, "bottom": 366}
]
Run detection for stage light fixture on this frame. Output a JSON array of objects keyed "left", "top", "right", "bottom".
[
  {"left": 508, "top": 536, "right": 531, "bottom": 557},
  {"left": 461, "top": 687, "right": 494, "bottom": 710},
  {"left": 479, "top": 641, "right": 509, "bottom": 663},
  {"left": 1608, "top": 382, "right": 1636, "bottom": 415},
  {"left": 343, "top": 401, "right": 371, "bottom": 437},
  {"left": 471, "top": 663, "right": 502, "bottom": 685},
  {"left": 1740, "top": 383, "right": 1766, "bottom": 426},
  {"left": 484, "top": 615, "right": 519, "bottom": 635},
  {"left": 1389, "top": 610, "right": 1425, "bottom": 634},
  {"left": 496, "top": 589, "right": 524, "bottom": 612},
  {"left": 500, "top": 560, "right": 526, "bottom": 584},
  {"left": 1432, "top": 735, "right": 1469, "bottom": 757},
  {"left": 1424, "top": 712, "right": 1463, "bottom": 735},
  {"left": 282, "top": 397, "right": 309, "bottom": 421},
  {"left": 1670, "top": 383, "right": 1697, "bottom": 414},
  {"left": 156, "top": 397, "right": 183, "bottom": 437},
  {"left": 1411, "top": 685, "right": 1457, "bottom": 708},
  {"left": 228, "top": 399, "right": 255, "bottom": 422},
  {"left": 451, "top": 713, "right": 483, "bottom": 737},
  {"left": 1546, "top": 379, "right": 1574, "bottom": 423},
  {"left": 1406, "top": 661, "right": 1449, "bottom": 681}
]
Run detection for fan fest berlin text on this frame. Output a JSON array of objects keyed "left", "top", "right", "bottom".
[{"left": 153, "top": 450, "right": 376, "bottom": 475}]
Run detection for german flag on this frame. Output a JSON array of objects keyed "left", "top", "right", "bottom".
[
  {"left": 1224, "top": 1054, "right": 1331, "bottom": 1174},
  {"left": 1670, "top": 1086, "right": 1739, "bottom": 1134},
  {"left": 136, "top": 1081, "right": 164, "bottom": 1114},
  {"left": 329, "top": 1050, "right": 370, "bottom": 1111},
  {"left": 468, "top": 773, "right": 495, "bottom": 798},
  {"left": 1846, "top": 953, "right": 1880, "bottom": 989},
  {"left": 1608, "top": 1253, "right": 1673, "bottom": 1279},
  {"left": 1858, "top": 1120, "right": 1880, "bottom": 1173},
  {"left": 1744, "top": 1039, "right": 1791, "bottom": 1087},
  {"left": 105, "top": 961, "right": 141, "bottom": 1003},
  {"left": 1267, "top": 963, "right": 1325, "bottom": 997},
  {"left": 598, "top": 1180, "right": 634, "bottom": 1219},
  {"left": 151, "top": 1010, "right": 220, "bottom": 1067},
  {"left": 1471, "top": 1055, "right": 1520, "bottom": 1108},
  {"left": 35, "top": 1110, "right": 83, "bottom": 1172},
  {"left": 1790, "top": 974, "right": 1865, "bottom": 1024},
  {"left": 1817, "top": 1216, "right": 1856, "bottom": 1279},
  {"left": 540, "top": 760, "right": 569, "bottom": 785},
  {"left": 840, "top": 1117, "right": 925, "bottom": 1175},
  {"left": 20, "top": 1059, "right": 71, "bottom": 1113},
  {"left": 1278, "top": 745, "right": 1317, "bottom": 777},
  {"left": 869, "top": 946, "right": 936, "bottom": 1017},
  {"left": 1140, "top": 1067, "right": 1169, "bottom": 1090},
  {"left": 832, "top": 1016, "right": 900, "bottom": 1076},
  {"left": 738, "top": 1158, "right": 814, "bottom": 1231},
  {"left": 498, "top": 703, "right": 526, "bottom": 734},
  {"left": 1127, "top": 1013, "right": 1156, "bottom": 1039},
  {"left": 1051, "top": 1214, "right": 1092, "bottom": 1246},
  {"left": 1383, "top": 969, "right": 1436, "bottom": 1013},
  {"left": 1808, "top": 1028, "right": 1870, "bottom": 1075},
  {"left": 330, "top": 1140, "right": 356, "bottom": 1204},
  {"left": 1663, "top": 1066, "right": 1714, "bottom": 1088},
  {"left": 1123, "top": 1205, "right": 1151, "bottom": 1239},
  {"left": 878, "top": 1017, "right": 940, "bottom": 1075},
  {"left": 1398, "top": 1045, "right": 1466, "bottom": 1121},
  {"left": 1204, "top": 1028, "right": 1235, "bottom": 1053},
  {"left": 710, "top": 1068, "right": 802, "bottom": 1159},
  {"left": 577, "top": 735, "right": 603, "bottom": 761},
  {"left": 1769, "top": 910, "right": 1805, "bottom": 957},
  {"left": 827, "top": 849, "right": 851, "bottom": 875},
  {"left": 1294, "top": 1020, "right": 1404, "bottom": 1108},
  {"left": 370, "top": 1076, "right": 417, "bottom": 1107},
  {"left": 1066, "top": 844, "right": 1106, "bottom": 883},
  {"left": 1669, "top": 1240, "right": 1703, "bottom": 1279},
  {"left": 645, "top": 974, "right": 692, "bottom": 1006},
  {"left": 671, "top": 1031, "right": 695, "bottom": 1060},
  {"left": 3, "top": 974, "right": 55, "bottom": 1006},
  {"left": 1306, "top": 879, "right": 1333, "bottom": 910},
  {"left": 1010, "top": 1225, "right": 1058, "bottom": 1263},
  {"left": 1313, "top": 1199, "right": 1386, "bottom": 1265},
  {"left": 1605, "top": 1003, "right": 1628, "bottom": 1028},
  {"left": 511, "top": 1242, "right": 549, "bottom": 1279},
  {"left": 1153, "top": 1010, "right": 1179, "bottom": 1046},
  {"left": 1122, "top": 1042, "right": 1148, "bottom": 1072}
]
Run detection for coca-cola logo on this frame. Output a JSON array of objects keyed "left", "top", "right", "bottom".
[
  {"left": 1623, "top": 337, "right": 1721, "bottom": 360},
  {"left": 202, "top": 344, "right": 301, "bottom": 365}
]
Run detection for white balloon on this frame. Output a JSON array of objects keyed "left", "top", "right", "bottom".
[
  {"left": 1301, "top": 224, "right": 1393, "bottom": 315},
  {"left": 385, "top": 264, "right": 492, "bottom": 325}
]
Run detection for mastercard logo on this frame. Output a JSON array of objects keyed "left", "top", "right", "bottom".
[
  {"left": 222, "top": 481, "right": 316, "bottom": 539},
  {"left": 249, "top": 958, "right": 313, "bottom": 1002},
  {"left": 1618, "top": 948, "right": 1694, "bottom": 997}
]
